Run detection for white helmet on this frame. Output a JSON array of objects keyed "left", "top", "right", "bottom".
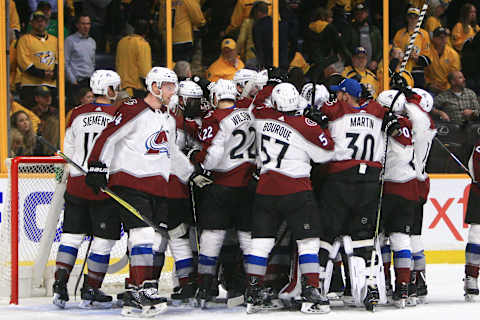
[
  {"left": 145, "top": 67, "right": 178, "bottom": 98},
  {"left": 412, "top": 88, "right": 433, "bottom": 113},
  {"left": 271, "top": 82, "right": 300, "bottom": 112},
  {"left": 301, "top": 83, "right": 330, "bottom": 107},
  {"left": 234, "top": 69, "right": 258, "bottom": 88},
  {"left": 255, "top": 69, "right": 268, "bottom": 90},
  {"left": 213, "top": 79, "right": 237, "bottom": 103},
  {"left": 178, "top": 80, "right": 203, "bottom": 99},
  {"left": 377, "top": 90, "right": 406, "bottom": 114},
  {"left": 90, "top": 70, "right": 121, "bottom": 97}
]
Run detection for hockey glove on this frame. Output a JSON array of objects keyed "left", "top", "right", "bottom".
[
  {"left": 304, "top": 107, "right": 329, "bottom": 129},
  {"left": 85, "top": 161, "right": 108, "bottom": 194},
  {"left": 382, "top": 111, "right": 401, "bottom": 137},
  {"left": 390, "top": 72, "right": 408, "bottom": 90},
  {"left": 190, "top": 164, "right": 213, "bottom": 188}
]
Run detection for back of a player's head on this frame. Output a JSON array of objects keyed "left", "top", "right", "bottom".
[{"left": 174, "top": 61, "right": 192, "bottom": 80}]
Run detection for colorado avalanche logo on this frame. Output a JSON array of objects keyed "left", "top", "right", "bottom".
[{"left": 145, "top": 131, "right": 169, "bottom": 156}]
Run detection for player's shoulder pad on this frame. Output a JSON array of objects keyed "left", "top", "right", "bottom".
[
  {"left": 110, "top": 98, "right": 148, "bottom": 126},
  {"left": 285, "top": 116, "right": 334, "bottom": 150}
]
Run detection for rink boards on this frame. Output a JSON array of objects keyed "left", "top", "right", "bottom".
[{"left": 0, "top": 174, "right": 473, "bottom": 266}]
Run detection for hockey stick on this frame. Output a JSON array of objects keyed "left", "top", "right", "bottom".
[
  {"left": 399, "top": 2, "right": 429, "bottom": 73},
  {"left": 37, "top": 136, "right": 163, "bottom": 233},
  {"left": 434, "top": 136, "right": 474, "bottom": 180},
  {"left": 74, "top": 236, "right": 92, "bottom": 299}
]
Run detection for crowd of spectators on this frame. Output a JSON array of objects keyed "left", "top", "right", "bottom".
[{"left": 5, "top": 0, "right": 480, "bottom": 172}]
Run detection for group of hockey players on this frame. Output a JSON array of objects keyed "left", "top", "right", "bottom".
[{"left": 50, "top": 65, "right": 480, "bottom": 317}]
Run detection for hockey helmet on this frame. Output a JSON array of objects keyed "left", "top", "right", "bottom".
[
  {"left": 234, "top": 69, "right": 258, "bottom": 88},
  {"left": 271, "top": 82, "right": 300, "bottom": 112},
  {"left": 90, "top": 70, "right": 121, "bottom": 97},
  {"left": 213, "top": 79, "right": 237, "bottom": 104},
  {"left": 178, "top": 80, "right": 205, "bottom": 118},
  {"left": 412, "top": 88, "right": 433, "bottom": 113},
  {"left": 377, "top": 90, "right": 406, "bottom": 115},
  {"left": 301, "top": 83, "right": 330, "bottom": 108},
  {"left": 145, "top": 67, "right": 178, "bottom": 98}
]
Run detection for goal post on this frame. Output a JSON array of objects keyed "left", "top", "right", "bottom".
[{"left": 1, "top": 156, "right": 174, "bottom": 305}]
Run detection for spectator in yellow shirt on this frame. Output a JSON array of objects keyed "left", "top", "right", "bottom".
[
  {"left": 377, "top": 46, "right": 414, "bottom": 93},
  {"left": 425, "top": 27, "right": 461, "bottom": 93},
  {"left": 116, "top": 20, "right": 152, "bottom": 97},
  {"left": 158, "top": 0, "right": 206, "bottom": 62},
  {"left": 207, "top": 38, "right": 245, "bottom": 82},
  {"left": 224, "top": 0, "right": 272, "bottom": 36},
  {"left": 342, "top": 46, "right": 379, "bottom": 98},
  {"left": 393, "top": 7, "right": 432, "bottom": 72},
  {"left": 451, "top": 3, "right": 480, "bottom": 51},
  {"left": 424, "top": 0, "right": 448, "bottom": 38}
]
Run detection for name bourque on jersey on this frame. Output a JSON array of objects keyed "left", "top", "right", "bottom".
[
  {"left": 193, "top": 106, "right": 256, "bottom": 187},
  {"left": 64, "top": 103, "right": 118, "bottom": 200},
  {"left": 383, "top": 117, "right": 419, "bottom": 201},
  {"left": 404, "top": 97, "right": 437, "bottom": 200},
  {"left": 321, "top": 100, "right": 386, "bottom": 174},
  {"left": 88, "top": 98, "right": 193, "bottom": 198},
  {"left": 253, "top": 107, "right": 334, "bottom": 196}
]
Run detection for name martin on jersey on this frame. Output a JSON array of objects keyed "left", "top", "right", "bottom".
[
  {"left": 262, "top": 121, "right": 292, "bottom": 141},
  {"left": 349, "top": 115, "right": 375, "bottom": 129}
]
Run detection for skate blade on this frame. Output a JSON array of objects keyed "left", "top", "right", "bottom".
[
  {"left": 141, "top": 303, "right": 168, "bottom": 318},
  {"left": 52, "top": 294, "right": 67, "bottom": 309},
  {"left": 465, "top": 294, "right": 478, "bottom": 302},
  {"left": 246, "top": 302, "right": 284, "bottom": 314},
  {"left": 393, "top": 299, "right": 406, "bottom": 309},
  {"left": 79, "top": 299, "right": 113, "bottom": 309},
  {"left": 406, "top": 296, "right": 417, "bottom": 307},
  {"left": 171, "top": 298, "right": 198, "bottom": 308},
  {"left": 417, "top": 295, "right": 427, "bottom": 304},
  {"left": 300, "top": 302, "right": 331, "bottom": 314},
  {"left": 227, "top": 295, "right": 244, "bottom": 308},
  {"left": 341, "top": 296, "right": 357, "bottom": 307}
]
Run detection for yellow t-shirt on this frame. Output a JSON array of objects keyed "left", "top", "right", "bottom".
[
  {"left": 342, "top": 65, "right": 379, "bottom": 98},
  {"left": 207, "top": 56, "right": 245, "bottom": 82},
  {"left": 116, "top": 34, "right": 152, "bottom": 91},
  {"left": 393, "top": 27, "right": 431, "bottom": 71},
  {"left": 376, "top": 60, "right": 415, "bottom": 92},
  {"left": 158, "top": 0, "right": 206, "bottom": 45},
  {"left": 424, "top": 45, "right": 461, "bottom": 91},
  {"left": 16, "top": 33, "right": 57, "bottom": 87},
  {"left": 10, "top": 101, "right": 41, "bottom": 134},
  {"left": 225, "top": 0, "right": 272, "bottom": 35},
  {"left": 451, "top": 22, "right": 480, "bottom": 51}
]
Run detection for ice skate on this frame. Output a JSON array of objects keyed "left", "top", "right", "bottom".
[
  {"left": 121, "top": 281, "right": 167, "bottom": 318},
  {"left": 171, "top": 278, "right": 198, "bottom": 307},
  {"left": 392, "top": 282, "right": 408, "bottom": 309},
  {"left": 79, "top": 275, "right": 113, "bottom": 309},
  {"left": 245, "top": 276, "right": 283, "bottom": 314},
  {"left": 464, "top": 276, "right": 479, "bottom": 302},
  {"left": 52, "top": 269, "right": 69, "bottom": 309},
  {"left": 300, "top": 277, "right": 330, "bottom": 314},
  {"left": 363, "top": 285, "right": 379, "bottom": 312}
]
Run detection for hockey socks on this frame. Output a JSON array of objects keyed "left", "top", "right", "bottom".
[
  {"left": 170, "top": 237, "right": 194, "bottom": 283},
  {"left": 86, "top": 253, "right": 110, "bottom": 288},
  {"left": 381, "top": 244, "right": 392, "bottom": 287},
  {"left": 465, "top": 243, "right": 480, "bottom": 278},
  {"left": 55, "top": 233, "right": 84, "bottom": 280}
]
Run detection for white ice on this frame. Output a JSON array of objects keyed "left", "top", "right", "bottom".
[{"left": 0, "top": 264, "right": 479, "bottom": 319}]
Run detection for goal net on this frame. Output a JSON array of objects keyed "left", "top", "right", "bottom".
[{"left": 0, "top": 157, "right": 174, "bottom": 304}]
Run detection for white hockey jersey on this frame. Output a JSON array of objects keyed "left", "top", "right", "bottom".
[
  {"left": 383, "top": 117, "right": 419, "bottom": 201},
  {"left": 253, "top": 107, "right": 334, "bottom": 195},
  {"left": 321, "top": 100, "right": 387, "bottom": 174},
  {"left": 64, "top": 102, "right": 118, "bottom": 200},
  {"left": 88, "top": 98, "right": 194, "bottom": 198},
  {"left": 191, "top": 106, "right": 256, "bottom": 187},
  {"left": 404, "top": 96, "right": 437, "bottom": 200}
]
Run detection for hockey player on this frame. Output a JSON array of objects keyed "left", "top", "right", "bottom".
[
  {"left": 186, "top": 79, "right": 255, "bottom": 307},
  {"left": 168, "top": 80, "right": 205, "bottom": 305},
  {"left": 233, "top": 68, "right": 258, "bottom": 99},
  {"left": 314, "top": 78, "right": 400, "bottom": 310},
  {"left": 245, "top": 82, "right": 335, "bottom": 314},
  {"left": 377, "top": 90, "right": 417, "bottom": 308},
  {"left": 465, "top": 142, "right": 480, "bottom": 301},
  {"left": 85, "top": 67, "right": 196, "bottom": 317},
  {"left": 404, "top": 88, "right": 437, "bottom": 304},
  {"left": 52, "top": 70, "right": 121, "bottom": 309}
]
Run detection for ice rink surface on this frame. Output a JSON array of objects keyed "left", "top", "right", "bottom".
[{"left": 1, "top": 264, "right": 479, "bottom": 319}]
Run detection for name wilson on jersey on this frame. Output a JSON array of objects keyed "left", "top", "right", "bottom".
[{"left": 231, "top": 111, "right": 252, "bottom": 126}]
